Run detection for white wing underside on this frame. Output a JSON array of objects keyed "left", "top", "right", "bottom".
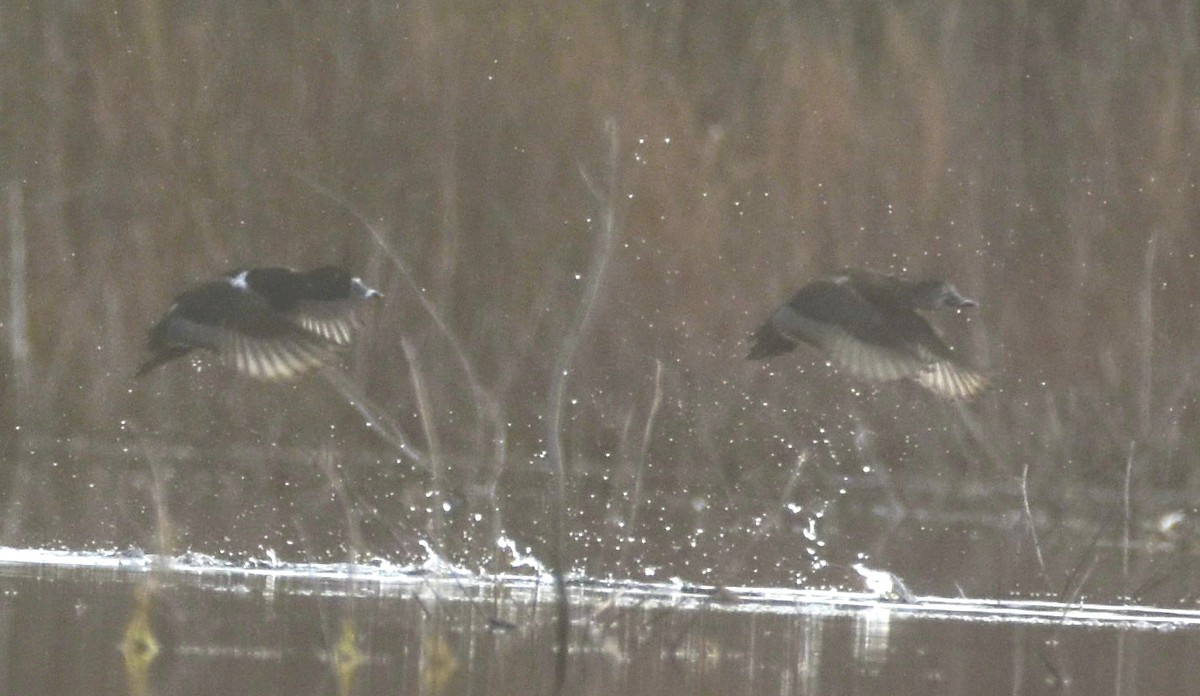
[
  {"left": 768, "top": 290, "right": 987, "bottom": 399},
  {"left": 914, "top": 360, "right": 989, "bottom": 400},
  {"left": 223, "top": 331, "right": 338, "bottom": 381},
  {"left": 293, "top": 300, "right": 361, "bottom": 345},
  {"left": 296, "top": 315, "right": 358, "bottom": 346},
  {"left": 820, "top": 330, "right": 987, "bottom": 399}
]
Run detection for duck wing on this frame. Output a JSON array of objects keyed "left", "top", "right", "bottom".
[
  {"left": 168, "top": 282, "right": 340, "bottom": 380},
  {"left": 913, "top": 358, "right": 990, "bottom": 399},
  {"left": 285, "top": 297, "right": 362, "bottom": 346},
  {"left": 874, "top": 307, "right": 989, "bottom": 399},
  {"left": 773, "top": 280, "right": 987, "bottom": 398},
  {"left": 234, "top": 267, "right": 366, "bottom": 347}
]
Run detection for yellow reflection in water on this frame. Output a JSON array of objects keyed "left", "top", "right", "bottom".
[
  {"left": 422, "top": 634, "right": 460, "bottom": 695},
  {"left": 333, "top": 616, "right": 365, "bottom": 696},
  {"left": 120, "top": 586, "right": 160, "bottom": 696}
]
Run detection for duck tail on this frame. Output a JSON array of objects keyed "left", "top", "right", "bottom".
[
  {"left": 747, "top": 322, "right": 795, "bottom": 360},
  {"left": 135, "top": 347, "right": 192, "bottom": 377}
]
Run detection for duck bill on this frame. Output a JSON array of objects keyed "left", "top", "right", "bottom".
[
  {"left": 946, "top": 288, "right": 977, "bottom": 308},
  {"left": 352, "top": 277, "right": 383, "bottom": 299}
]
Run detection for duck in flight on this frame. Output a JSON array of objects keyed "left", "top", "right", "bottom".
[
  {"left": 748, "top": 269, "right": 988, "bottom": 399},
  {"left": 137, "top": 266, "right": 382, "bottom": 380}
]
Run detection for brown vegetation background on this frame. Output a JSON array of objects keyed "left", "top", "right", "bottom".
[{"left": 3, "top": 2, "right": 1200, "bottom": 598}]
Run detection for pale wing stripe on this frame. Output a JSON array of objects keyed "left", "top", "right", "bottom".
[
  {"left": 296, "top": 316, "right": 357, "bottom": 346},
  {"left": 917, "top": 362, "right": 987, "bottom": 399},
  {"left": 289, "top": 340, "right": 325, "bottom": 374},
  {"left": 251, "top": 343, "right": 273, "bottom": 379},
  {"left": 261, "top": 343, "right": 287, "bottom": 379},
  {"left": 829, "top": 332, "right": 919, "bottom": 383},
  {"left": 297, "top": 340, "right": 327, "bottom": 368},
  {"left": 278, "top": 342, "right": 309, "bottom": 376},
  {"left": 251, "top": 344, "right": 271, "bottom": 379},
  {"left": 275, "top": 344, "right": 301, "bottom": 379},
  {"left": 241, "top": 337, "right": 254, "bottom": 375},
  {"left": 233, "top": 335, "right": 249, "bottom": 373},
  {"left": 783, "top": 319, "right": 988, "bottom": 399},
  {"left": 271, "top": 343, "right": 298, "bottom": 376}
]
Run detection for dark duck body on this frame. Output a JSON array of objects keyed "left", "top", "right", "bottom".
[
  {"left": 137, "top": 266, "right": 381, "bottom": 380},
  {"left": 748, "top": 269, "right": 987, "bottom": 399}
]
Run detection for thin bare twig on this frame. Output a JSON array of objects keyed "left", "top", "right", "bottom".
[
  {"left": 287, "top": 170, "right": 503, "bottom": 449},
  {"left": 1020, "top": 461, "right": 1050, "bottom": 591},
  {"left": 319, "top": 368, "right": 425, "bottom": 465},
  {"left": 623, "top": 359, "right": 663, "bottom": 563},
  {"left": 1059, "top": 513, "right": 1113, "bottom": 604},
  {"left": 7, "top": 182, "right": 29, "bottom": 390},
  {"left": 1122, "top": 440, "right": 1135, "bottom": 596},
  {"left": 1137, "top": 231, "right": 1157, "bottom": 436},
  {"left": 3, "top": 182, "right": 31, "bottom": 542},
  {"left": 313, "top": 449, "right": 365, "bottom": 563},
  {"left": 401, "top": 337, "right": 445, "bottom": 544},
  {"left": 546, "top": 119, "right": 622, "bottom": 695}
]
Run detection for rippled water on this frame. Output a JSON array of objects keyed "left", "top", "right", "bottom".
[{"left": 3, "top": 548, "right": 1198, "bottom": 696}]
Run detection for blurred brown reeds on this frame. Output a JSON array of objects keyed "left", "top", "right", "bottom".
[{"left": 2, "top": 1, "right": 1200, "bottom": 597}]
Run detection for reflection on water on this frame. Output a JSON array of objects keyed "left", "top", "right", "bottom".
[
  {"left": 120, "top": 587, "right": 160, "bottom": 696},
  {"left": 0, "top": 549, "right": 1198, "bottom": 695},
  {"left": 854, "top": 607, "right": 893, "bottom": 669},
  {"left": 332, "top": 617, "right": 365, "bottom": 696}
]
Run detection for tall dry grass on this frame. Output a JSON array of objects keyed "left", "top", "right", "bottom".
[{"left": 2, "top": 0, "right": 1200, "bottom": 596}]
